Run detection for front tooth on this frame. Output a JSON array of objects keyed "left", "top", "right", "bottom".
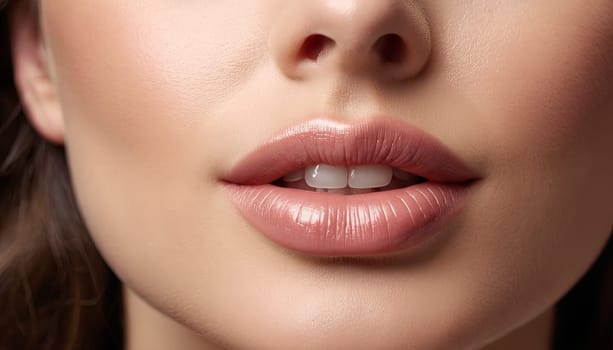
[
  {"left": 348, "top": 165, "right": 393, "bottom": 189},
  {"left": 305, "top": 164, "right": 348, "bottom": 189}
]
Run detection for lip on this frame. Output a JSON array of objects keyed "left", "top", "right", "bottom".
[{"left": 222, "top": 115, "right": 479, "bottom": 256}]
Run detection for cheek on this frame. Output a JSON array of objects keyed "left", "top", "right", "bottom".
[
  {"left": 39, "top": 1, "right": 268, "bottom": 224},
  {"left": 38, "top": 1, "right": 267, "bottom": 278},
  {"left": 38, "top": 2, "right": 296, "bottom": 321},
  {"left": 485, "top": 17, "right": 613, "bottom": 166},
  {"left": 41, "top": 0, "right": 268, "bottom": 160},
  {"left": 437, "top": 1, "right": 613, "bottom": 196},
  {"left": 477, "top": 3, "right": 613, "bottom": 223},
  {"left": 423, "top": 0, "right": 613, "bottom": 323},
  {"left": 440, "top": 2, "right": 613, "bottom": 153},
  {"left": 447, "top": 0, "right": 613, "bottom": 304}
]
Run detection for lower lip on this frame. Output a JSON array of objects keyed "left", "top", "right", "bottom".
[{"left": 223, "top": 181, "right": 473, "bottom": 256}]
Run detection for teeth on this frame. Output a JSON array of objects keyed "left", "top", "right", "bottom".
[
  {"left": 290, "top": 164, "right": 413, "bottom": 191},
  {"left": 349, "top": 165, "right": 393, "bottom": 189},
  {"left": 305, "top": 164, "right": 348, "bottom": 189},
  {"left": 283, "top": 169, "right": 305, "bottom": 182}
]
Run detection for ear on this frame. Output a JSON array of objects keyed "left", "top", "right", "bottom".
[{"left": 9, "top": 4, "right": 64, "bottom": 144}]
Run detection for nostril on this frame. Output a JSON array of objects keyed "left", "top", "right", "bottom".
[
  {"left": 299, "top": 34, "right": 336, "bottom": 61},
  {"left": 373, "top": 34, "right": 407, "bottom": 64}
]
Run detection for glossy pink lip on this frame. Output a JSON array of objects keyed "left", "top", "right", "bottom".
[{"left": 222, "top": 115, "right": 479, "bottom": 256}]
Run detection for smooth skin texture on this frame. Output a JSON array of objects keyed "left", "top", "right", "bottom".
[{"left": 10, "top": 0, "right": 613, "bottom": 349}]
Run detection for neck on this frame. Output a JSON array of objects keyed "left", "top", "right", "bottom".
[{"left": 123, "top": 285, "right": 555, "bottom": 350}]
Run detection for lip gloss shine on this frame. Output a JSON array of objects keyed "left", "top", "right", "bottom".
[{"left": 222, "top": 116, "right": 479, "bottom": 256}]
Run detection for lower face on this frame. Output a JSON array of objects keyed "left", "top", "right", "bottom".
[{"left": 41, "top": 1, "right": 612, "bottom": 349}]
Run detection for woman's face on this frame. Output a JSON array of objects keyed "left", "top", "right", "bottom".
[{"left": 18, "top": 0, "right": 613, "bottom": 348}]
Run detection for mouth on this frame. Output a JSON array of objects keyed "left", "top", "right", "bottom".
[{"left": 222, "top": 115, "right": 480, "bottom": 257}]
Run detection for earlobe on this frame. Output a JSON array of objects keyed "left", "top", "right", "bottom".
[{"left": 9, "top": 4, "right": 64, "bottom": 144}]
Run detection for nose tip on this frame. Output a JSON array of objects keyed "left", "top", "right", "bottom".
[{"left": 269, "top": 0, "right": 432, "bottom": 82}]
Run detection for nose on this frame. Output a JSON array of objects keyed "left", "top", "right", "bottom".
[{"left": 269, "top": 0, "right": 432, "bottom": 82}]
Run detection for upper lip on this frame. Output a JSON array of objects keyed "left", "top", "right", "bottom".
[{"left": 222, "top": 115, "right": 479, "bottom": 185}]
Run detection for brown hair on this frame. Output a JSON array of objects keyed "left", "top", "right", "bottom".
[
  {"left": 0, "top": 1, "right": 123, "bottom": 349},
  {"left": 0, "top": 1, "right": 610, "bottom": 349}
]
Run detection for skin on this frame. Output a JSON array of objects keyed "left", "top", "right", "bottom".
[{"left": 10, "top": 0, "right": 613, "bottom": 349}]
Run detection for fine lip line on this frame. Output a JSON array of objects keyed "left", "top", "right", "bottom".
[{"left": 221, "top": 114, "right": 480, "bottom": 186}]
